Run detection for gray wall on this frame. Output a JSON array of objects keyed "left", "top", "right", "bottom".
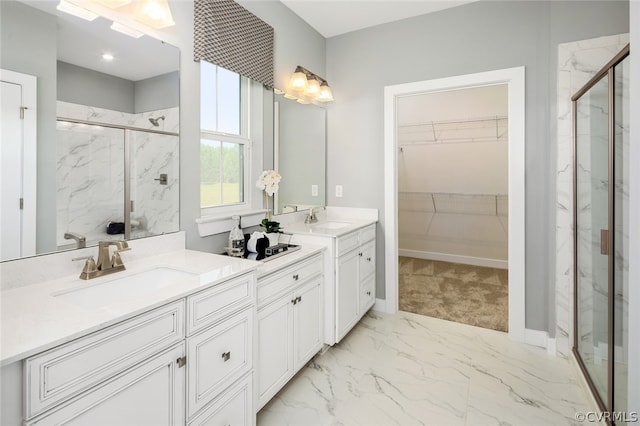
[
  {"left": 0, "top": 0, "right": 58, "bottom": 254},
  {"left": 57, "top": 61, "right": 135, "bottom": 113},
  {"left": 324, "top": 0, "right": 629, "bottom": 333},
  {"left": 135, "top": 71, "right": 180, "bottom": 112},
  {"left": 58, "top": 62, "right": 179, "bottom": 113}
]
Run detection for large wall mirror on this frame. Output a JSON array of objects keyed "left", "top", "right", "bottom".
[
  {"left": 1, "top": 0, "right": 180, "bottom": 261},
  {"left": 274, "top": 94, "right": 326, "bottom": 215}
]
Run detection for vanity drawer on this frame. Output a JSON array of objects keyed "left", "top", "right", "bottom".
[
  {"left": 359, "top": 224, "right": 376, "bottom": 244},
  {"left": 187, "top": 272, "right": 255, "bottom": 335},
  {"left": 258, "top": 254, "right": 322, "bottom": 306},
  {"left": 187, "top": 307, "right": 253, "bottom": 418},
  {"left": 336, "top": 231, "right": 359, "bottom": 257},
  {"left": 24, "top": 300, "right": 185, "bottom": 419},
  {"left": 188, "top": 372, "right": 253, "bottom": 426}
]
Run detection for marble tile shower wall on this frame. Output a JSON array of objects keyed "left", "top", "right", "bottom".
[
  {"left": 555, "top": 34, "right": 629, "bottom": 358},
  {"left": 56, "top": 102, "right": 179, "bottom": 248}
]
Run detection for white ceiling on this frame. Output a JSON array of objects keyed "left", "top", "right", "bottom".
[{"left": 279, "top": 0, "right": 476, "bottom": 38}]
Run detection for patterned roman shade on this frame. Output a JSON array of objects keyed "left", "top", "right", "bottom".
[{"left": 194, "top": 0, "right": 274, "bottom": 88}]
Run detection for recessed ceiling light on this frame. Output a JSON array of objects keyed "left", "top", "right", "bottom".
[{"left": 102, "top": 53, "right": 115, "bottom": 61}]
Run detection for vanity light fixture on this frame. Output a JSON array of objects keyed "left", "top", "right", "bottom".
[
  {"left": 133, "top": 0, "right": 175, "bottom": 29},
  {"left": 285, "top": 65, "right": 334, "bottom": 104},
  {"left": 102, "top": 52, "right": 115, "bottom": 61},
  {"left": 110, "top": 21, "right": 144, "bottom": 38},
  {"left": 57, "top": 0, "right": 99, "bottom": 21}
]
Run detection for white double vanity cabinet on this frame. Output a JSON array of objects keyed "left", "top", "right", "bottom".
[{"left": 1, "top": 211, "right": 377, "bottom": 425}]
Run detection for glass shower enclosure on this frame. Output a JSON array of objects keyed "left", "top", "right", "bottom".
[{"left": 573, "top": 44, "right": 629, "bottom": 420}]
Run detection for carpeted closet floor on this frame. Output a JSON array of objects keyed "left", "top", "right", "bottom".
[{"left": 398, "top": 257, "right": 509, "bottom": 332}]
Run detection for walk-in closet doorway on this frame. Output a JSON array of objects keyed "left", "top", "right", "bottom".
[
  {"left": 383, "top": 67, "right": 526, "bottom": 342},
  {"left": 396, "top": 84, "right": 509, "bottom": 331}
]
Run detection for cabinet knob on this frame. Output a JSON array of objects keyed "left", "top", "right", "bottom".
[
  {"left": 297, "top": 296, "right": 302, "bottom": 303},
  {"left": 367, "top": 257, "right": 372, "bottom": 262},
  {"left": 221, "top": 351, "right": 231, "bottom": 362},
  {"left": 366, "top": 291, "right": 371, "bottom": 296},
  {"left": 292, "top": 298, "right": 297, "bottom": 305},
  {"left": 293, "top": 274, "right": 299, "bottom": 280},
  {"left": 359, "top": 252, "right": 363, "bottom": 257}
]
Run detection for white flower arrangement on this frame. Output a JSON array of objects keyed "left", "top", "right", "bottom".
[
  {"left": 256, "top": 170, "right": 281, "bottom": 220},
  {"left": 256, "top": 170, "right": 281, "bottom": 196}
]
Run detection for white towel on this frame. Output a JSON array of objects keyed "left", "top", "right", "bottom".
[{"left": 247, "top": 231, "right": 266, "bottom": 253}]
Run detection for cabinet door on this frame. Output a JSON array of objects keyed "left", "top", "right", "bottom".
[
  {"left": 27, "top": 344, "right": 185, "bottom": 426},
  {"left": 336, "top": 249, "right": 359, "bottom": 342},
  {"left": 257, "top": 295, "right": 294, "bottom": 410},
  {"left": 359, "top": 240, "right": 376, "bottom": 280},
  {"left": 359, "top": 273, "right": 375, "bottom": 314},
  {"left": 294, "top": 277, "right": 323, "bottom": 369},
  {"left": 187, "top": 308, "right": 253, "bottom": 418}
]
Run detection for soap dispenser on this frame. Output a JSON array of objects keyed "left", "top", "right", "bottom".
[{"left": 228, "top": 215, "right": 245, "bottom": 257}]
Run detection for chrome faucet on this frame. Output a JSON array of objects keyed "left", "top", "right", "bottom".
[
  {"left": 304, "top": 207, "right": 322, "bottom": 224},
  {"left": 64, "top": 231, "right": 86, "bottom": 249},
  {"left": 73, "top": 240, "right": 131, "bottom": 280}
]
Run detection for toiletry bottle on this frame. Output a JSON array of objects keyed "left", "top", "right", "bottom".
[{"left": 229, "top": 215, "right": 245, "bottom": 256}]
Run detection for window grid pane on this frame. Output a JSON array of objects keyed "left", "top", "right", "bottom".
[{"left": 200, "top": 138, "right": 244, "bottom": 208}]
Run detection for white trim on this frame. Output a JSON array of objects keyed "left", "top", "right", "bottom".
[
  {"left": 0, "top": 69, "right": 37, "bottom": 258},
  {"left": 373, "top": 298, "right": 387, "bottom": 313},
  {"left": 398, "top": 249, "right": 508, "bottom": 269},
  {"left": 524, "top": 328, "right": 550, "bottom": 349},
  {"left": 196, "top": 209, "right": 266, "bottom": 237},
  {"left": 384, "top": 67, "right": 526, "bottom": 343}
]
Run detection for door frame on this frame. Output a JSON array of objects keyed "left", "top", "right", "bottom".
[
  {"left": 382, "top": 67, "right": 526, "bottom": 342},
  {"left": 1, "top": 69, "right": 37, "bottom": 259}
]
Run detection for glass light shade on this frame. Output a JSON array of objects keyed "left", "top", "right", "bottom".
[
  {"left": 57, "top": 0, "right": 99, "bottom": 21},
  {"left": 93, "top": 0, "right": 131, "bottom": 8},
  {"left": 305, "top": 78, "right": 321, "bottom": 96},
  {"left": 134, "top": 0, "right": 175, "bottom": 29},
  {"left": 318, "top": 82, "right": 334, "bottom": 102},
  {"left": 288, "top": 71, "right": 308, "bottom": 92}
]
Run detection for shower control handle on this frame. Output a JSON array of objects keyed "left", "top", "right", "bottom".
[{"left": 154, "top": 174, "right": 168, "bottom": 185}]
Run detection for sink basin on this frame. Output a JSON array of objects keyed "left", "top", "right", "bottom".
[
  {"left": 54, "top": 267, "right": 196, "bottom": 309},
  {"left": 311, "top": 221, "right": 350, "bottom": 230}
]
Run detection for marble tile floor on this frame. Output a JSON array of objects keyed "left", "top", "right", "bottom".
[{"left": 257, "top": 310, "right": 592, "bottom": 426}]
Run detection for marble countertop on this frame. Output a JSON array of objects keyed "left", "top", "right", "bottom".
[
  {"left": 0, "top": 249, "right": 260, "bottom": 367},
  {"left": 0, "top": 245, "right": 327, "bottom": 367},
  {"left": 255, "top": 244, "right": 325, "bottom": 278},
  {"left": 283, "top": 217, "right": 377, "bottom": 238}
]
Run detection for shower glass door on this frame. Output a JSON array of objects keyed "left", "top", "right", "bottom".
[
  {"left": 575, "top": 74, "right": 610, "bottom": 406},
  {"left": 573, "top": 45, "right": 629, "bottom": 419}
]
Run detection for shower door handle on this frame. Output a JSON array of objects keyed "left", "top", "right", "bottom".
[{"left": 600, "top": 229, "right": 609, "bottom": 255}]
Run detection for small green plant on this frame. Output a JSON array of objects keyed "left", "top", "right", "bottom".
[{"left": 260, "top": 219, "right": 282, "bottom": 233}]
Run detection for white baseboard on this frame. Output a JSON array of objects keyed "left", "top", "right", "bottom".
[
  {"left": 373, "top": 298, "right": 391, "bottom": 313},
  {"left": 524, "top": 328, "right": 558, "bottom": 356},
  {"left": 399, "top": 249, "right": 508, "bottom": 269}
]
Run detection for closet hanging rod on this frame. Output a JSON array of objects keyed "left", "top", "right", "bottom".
[{"left": 398, "top": 115, "right": 508, "bottom": 128}]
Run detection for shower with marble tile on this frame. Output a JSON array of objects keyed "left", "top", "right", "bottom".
[
  {"left": 397, "top": 84, "right": 509, "bottom": 332},
  {"left": 573, "top": 44, "right": 629, "bottom": 418},
  {"left": 56, "top": 102, "right": 179, "bottom": 250}
]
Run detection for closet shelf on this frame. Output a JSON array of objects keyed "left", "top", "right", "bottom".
[{"left": 398, "top": 115, "right": 508, "bottom": 146}]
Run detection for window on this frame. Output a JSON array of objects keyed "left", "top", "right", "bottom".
[{"left": 200, "top": 62, "right": 249, "bottom": 211}]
